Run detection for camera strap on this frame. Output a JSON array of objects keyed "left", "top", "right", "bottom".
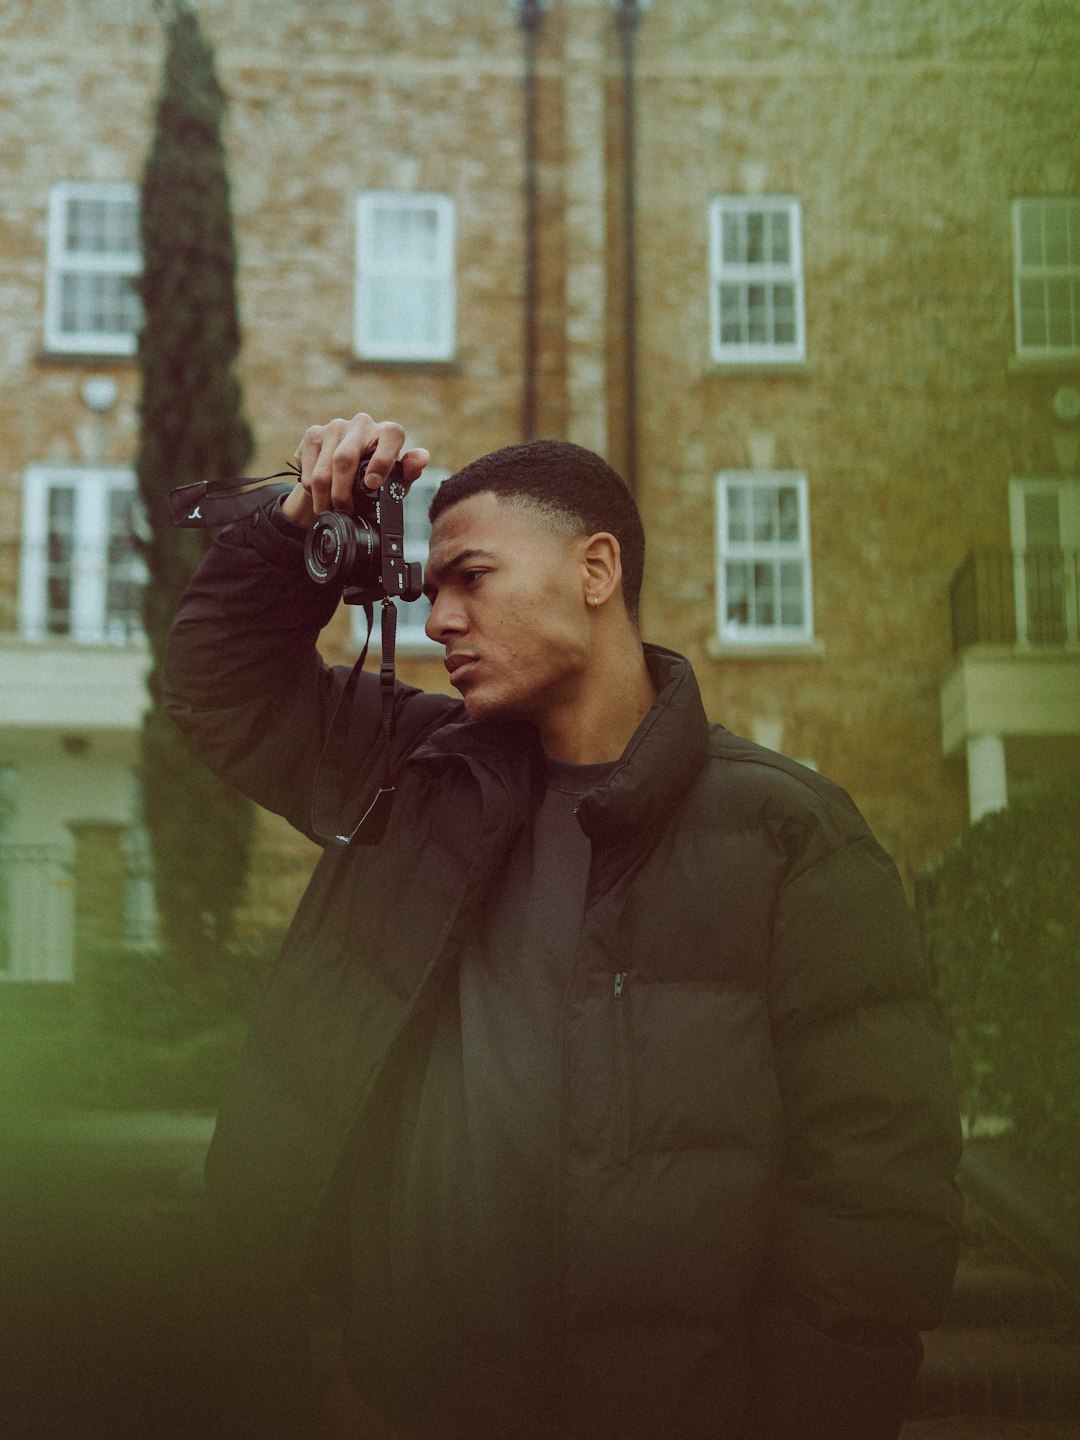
[
  {"left": 310, "top": 596, "right": 401, "bottom": 847},
  {"left": 170, "top": 465, "right": 300, "bottom": 528}
]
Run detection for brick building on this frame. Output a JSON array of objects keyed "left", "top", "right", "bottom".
[{"left": 2, "top": 0, "right": 1078, "bottom": 980}]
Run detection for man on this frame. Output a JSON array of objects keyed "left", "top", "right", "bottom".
[{"left": 165, "top": 413, "right": 962, "bottom": 1440}]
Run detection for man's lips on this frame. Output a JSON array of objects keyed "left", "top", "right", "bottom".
[{"left": 444, "top": 654, "right": 479, "bottom": 681}]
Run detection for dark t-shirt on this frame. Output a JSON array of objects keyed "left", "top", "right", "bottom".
[{"left": 347, "top": 756, "right": 613, "bottom": 1437}]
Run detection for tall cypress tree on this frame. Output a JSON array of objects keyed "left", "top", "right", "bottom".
[{"left": 136, "top": 0, "right": 254, "bottom": 971}]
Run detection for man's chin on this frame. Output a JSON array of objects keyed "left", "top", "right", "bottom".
[{"left": 461, "top": 686, "right": 519, "bottom": 724}]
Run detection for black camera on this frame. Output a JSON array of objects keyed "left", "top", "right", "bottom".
[{"left": 304, "top": 457, "right": 424, "bottom": 607}]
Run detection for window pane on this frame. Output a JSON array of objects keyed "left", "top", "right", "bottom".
[
  {"left": 779, "top": 561, "right": 805, "bottom": 626},
  {"left": 751, "top": 487, "right": 774, "bottom": 542},
  {"left": 722, "top": 211, "right": 743, "bottom": 265},
  {"left": 107, "top": 489, "right": 133, "bottom": 560},
  {"left": 753, "top": 562, "right": 775, "bottom": 625},
  {"left": 1046, "top": 277, "right": 1074, "bottom": 347},
  {"left": 105, "top": 488, "right": 146, "bottom": 640},
  {"left": 1043, "top": 205, "right": 1070, "bottom": 267},
  {"left": 370, "top": 205, "right": 440, "bottom": 270},
  {"left": 719, "top": 283, "right": 744, "bottom": 343},
  {"left": 727, "top": 486, "right": 749, "bottom": 543},
  {"left": 1024, "top": 492, "right": 1061, "bottom": 548},
  {"left": 46, "top": 488, "right": 75, "bottom": 635},
  {"left": 777, "top": 485, "right": 800, "bottom": 542},
  {"left": 769, "top": 210, "right": 791, "bottom": 265},
  {"left": 746, "top": 284, "right": 768, "bottom": 343},
  {"left": 368, "top": 208, "right": 398, "bottom": 264},
  {"left": 365, "top": 276, "right": 446, "bottom": 351},
  {"left": 66, "top": 196, "right": 137, "bottom": 257},
  {"left": 725, "top": 562, "right": 751, "bottom": 626},
  {"left": 1019, "top": 278, "right": 1048, "bottom": 348},
  {"left": 745, "top": 211, "right": 766, "bottom": 265},
  {"left": 772, "top": 283, "right": 796, "bottom": 344},
  {"left": 403, "top": 208, "right": 439, "bottom": 269},
  {"left": 1019, "top": 203, "right": 1044, "bottom": 267},
  {"left": 403, "top": 490, "right": 433, "bottom": 554},
  {"left": 60, "top": 273, "right": 141, "bottom": 338}
]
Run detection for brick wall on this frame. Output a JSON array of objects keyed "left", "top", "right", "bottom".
[{"left": 3, "top": 0, "right": 1079, "bottom": 897}]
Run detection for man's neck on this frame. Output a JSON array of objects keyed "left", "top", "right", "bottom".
[{"left": 538, "top": 645, "right": 657, "bottom": 765}]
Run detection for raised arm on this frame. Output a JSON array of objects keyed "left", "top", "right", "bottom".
[{"left": 163, "top": 413, "right": 446, "bottom": 839}]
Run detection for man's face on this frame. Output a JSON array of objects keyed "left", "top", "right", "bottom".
[{"left": 423, "top": 492, "right": 593, "bottom": 725}]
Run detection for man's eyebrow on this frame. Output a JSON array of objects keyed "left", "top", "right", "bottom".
[{"left": 422, "top": 548, "right": 497, "bottom": 600}]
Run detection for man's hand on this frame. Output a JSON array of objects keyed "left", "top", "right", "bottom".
[{"left": 282, "top": 413, "right": 431, "bottom": 529}]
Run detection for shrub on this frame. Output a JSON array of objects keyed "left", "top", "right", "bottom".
[
  {"left": 72, "top": 935, "right": 282, "bottom": 1110},
  {"left": 921, "top": 779, "right": 1080, "bottom": 1210},
  {"left": 136, "top": 0, "right": 255, "bottom": 972}
]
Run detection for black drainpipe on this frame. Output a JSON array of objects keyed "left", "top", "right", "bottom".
[
  {"left": 612, "top": 0, "right": 646, "bottom": 496},
  {"left": 613, "top": 0, "right": 648, "bottom": 495},
  {"left": 517, "top": 0, "right": 548, "bottom": 442}
]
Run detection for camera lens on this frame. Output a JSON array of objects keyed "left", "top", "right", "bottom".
[
  {"left": 304, "top": 510, "right": 378, "bottom": 589},
  {"left": 313, "top": 527, "right": 340, "bottom": 570}
]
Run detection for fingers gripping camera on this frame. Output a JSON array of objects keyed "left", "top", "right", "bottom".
[{"left": 304, "top": 458, "right": 424, "bottom": 607}]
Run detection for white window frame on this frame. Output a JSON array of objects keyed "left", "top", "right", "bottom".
[
  {"left": 1008, "top": 477, "right": 1080, "bottom": 647},
  {"left": 354, "top": 192, "right": 456, "bottom": 362},
  {"left": 715, "top": 471, "right": 813, "bottom": 645},
  {"left": 349, "top": 467, "right": 447, "bottom": 653},
  {"left": 1013, "top": 198, "right": 1080, "bottom": 359},
  {"left": 44, "top": 181, "right": 142, "bottom": 356},
  {"left": 709, "top": 196, "right": 805, "bottom": 364},
  {"left": 18, "top": 465, "right": 146, "bottom": 644}
]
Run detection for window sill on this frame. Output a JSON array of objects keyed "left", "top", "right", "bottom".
[
  {"left": 707, "top": 636, "right": 825, "bottom": 661},
  {"left": 347, "top": 356, "right": 461, "bottom": 374},
  {"left": 1007, "top": 354, "right": 1080, "bottom": 377},
  {"left": 36, "top": 349, "right": 138, "bottom": 367},
  {"left": 705, "top": 360, "right": 814, "bottom": 378}
]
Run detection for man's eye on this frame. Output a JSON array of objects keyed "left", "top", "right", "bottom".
[{"left": 463, "top": 570, "right": 485, "bottom": 586}]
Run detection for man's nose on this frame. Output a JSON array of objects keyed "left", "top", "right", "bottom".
[{"left": 424, "top": 594, "right": 465, "bottom": 642}]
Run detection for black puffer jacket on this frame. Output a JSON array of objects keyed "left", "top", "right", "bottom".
[{"left": 164, "top": 504, "right": 962, "bottom": 1440}]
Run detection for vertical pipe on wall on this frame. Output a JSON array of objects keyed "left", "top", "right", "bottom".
[
  {"left": 612, "top": 0, "right": 646, "bottom": 496},
  {"left": 517, "top": 0, "right": 547, "bottom": 442}
]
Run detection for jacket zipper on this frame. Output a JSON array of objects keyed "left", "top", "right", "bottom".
[{"left": 613, "top": 970, "right": 632, "bottom": 1165}]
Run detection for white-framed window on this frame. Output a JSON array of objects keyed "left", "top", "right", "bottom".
[
  {"left": 350, "top": 467, "right": 447, "bottom": 652},
  {"left": 44, "top": 182, "right": 142, "bottom": 356},
  {"left": 1013, "top": 198, "right": 1080, "bottom": 358},
  {"left": 709, "top": 197, "right": 805, "bottom": 364},
  {"left": 354, "top": 192, "right": 456, "bottom": 362},
  {"left": 1008, "top": 478, "right": 1080, "bottom": 645},
  {"left": 715, "top": 472, "right": 813, "bottom": 644},
  {"left": 19, "top": 465, "right": 146, "bottom": 644}
]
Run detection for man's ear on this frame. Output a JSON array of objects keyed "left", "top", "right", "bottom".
[{"left": 581, "top": 531, "right": 622, "bottom": 609}]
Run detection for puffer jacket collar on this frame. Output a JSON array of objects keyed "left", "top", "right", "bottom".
[
  {"left": 575, "top": 645, "right": 709, "bottom": 848},
  {"left": 407, "top": 645, "right": 709, "bottom": 882}
]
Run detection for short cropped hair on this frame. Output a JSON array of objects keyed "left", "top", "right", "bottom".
[{"left": 428, "top": 440, "right": 645, "bottom": 624}]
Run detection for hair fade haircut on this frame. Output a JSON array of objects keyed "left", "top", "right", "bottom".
[{"left": 428, "top": 440, "right": 646, "bottom": 624}]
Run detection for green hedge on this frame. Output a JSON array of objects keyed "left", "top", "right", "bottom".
[
  {"left": 71, "top": 935, "right": 282, "bottom": 1111},
  {"left": 921, "top": 779, "right": 1080, "bottom": 1211}
]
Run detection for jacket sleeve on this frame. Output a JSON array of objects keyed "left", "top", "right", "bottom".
[
  {"left": 163, "top": 502, "right": 455, "bottom": 842},
  {"left": 747, "top": 801, "right": 963, "bottom": 1440}
]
